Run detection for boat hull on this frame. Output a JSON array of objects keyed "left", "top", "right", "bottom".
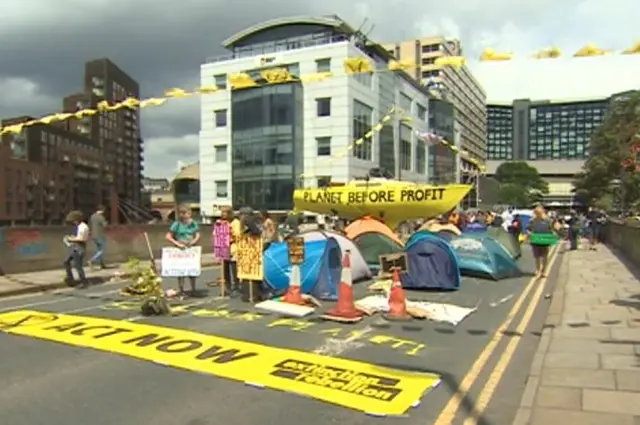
[{"left": 293, "top": 184, "right": 472, "bottom": 229}]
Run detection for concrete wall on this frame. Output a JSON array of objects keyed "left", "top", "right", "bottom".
[
  {"left": 0, "top": 225, "right": 215, "bottom": 275},
  {"left": 606, "top": 221, "right": 640, "bottom": 268}
]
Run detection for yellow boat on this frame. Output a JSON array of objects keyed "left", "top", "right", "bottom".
[{"left": 293, "top": 179, "right": 472, "bottom": 230}]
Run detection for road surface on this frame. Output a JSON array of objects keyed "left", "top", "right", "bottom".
[{"left": 0, "top": 248, "right": 561, "bottom": 425}]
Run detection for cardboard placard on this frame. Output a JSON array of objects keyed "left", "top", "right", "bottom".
[
  {"left": 379, "top": 253, "right": 408, "bottom": 276},
  {"left": 287, "top": 237, "right": 305, "bottom": 265}
]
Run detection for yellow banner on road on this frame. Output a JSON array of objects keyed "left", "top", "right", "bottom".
[{"left": 0, "top": 310, "right": 440, "bottom": 415}]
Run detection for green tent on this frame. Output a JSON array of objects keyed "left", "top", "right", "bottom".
[
  {"left": 353, "top": 232, "right": 405, "bottom": 271},
  {"left": 486, "top": 226, "right": 521, "bottom": 259}
]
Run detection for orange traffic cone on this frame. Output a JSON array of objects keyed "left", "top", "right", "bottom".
[
  {"left": 384, "top": 267, "right": 411, "bottom": 321},
  {"left": 322, "top": 250, "right": 363, "bottom": 323},
  {"left": 282, "top": 264, "right": 307, "bottom": 305}
]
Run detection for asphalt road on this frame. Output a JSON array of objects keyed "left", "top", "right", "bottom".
[{"left": 0, "top": 248, "right": 563, "bottom": 425}]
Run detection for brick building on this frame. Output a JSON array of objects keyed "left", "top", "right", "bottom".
[{"left": 0, "top": 58, "right": 143, "bottom": 225}]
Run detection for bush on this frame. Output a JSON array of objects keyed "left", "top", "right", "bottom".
[{"left": 121, "top": 258, "right": 171, "bottom": 316}]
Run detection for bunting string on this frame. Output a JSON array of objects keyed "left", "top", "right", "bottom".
[{"left": 3, "top": 42, "right": 639, "bottom": 136}]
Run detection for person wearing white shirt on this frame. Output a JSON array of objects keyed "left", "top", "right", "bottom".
[{"left": 64, "top": 210, "right": 90, "bottom": 288}]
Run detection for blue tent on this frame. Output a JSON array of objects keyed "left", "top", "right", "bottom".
[
  {"left": 449, "top": 233, "right": 520, "bottom": 280},
  {"left": 263, "top": 239, "right": 342, "bottom": 300},
  {"left": 402, "top": 231, "right": 462, "bottom": 290}
]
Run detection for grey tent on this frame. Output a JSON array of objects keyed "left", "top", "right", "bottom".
[{"left": 486, "top": 226, "right": 521, "bottom": 259}]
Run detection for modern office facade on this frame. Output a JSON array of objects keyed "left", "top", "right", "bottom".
[
  {"left": 427, "top": 98, "right": 456, "bottom": 183},
  {"left": 487, "top": 97, "right": 608, "bottom": 162},
  {"left": 199, "top": 15, "right": 436, "bottom": 215},
  {"left": 382, "top": 37, "right": 487, "bottom": 170},
  {"left": 486, "top": 96, "right": 611, "bottom": 206}
]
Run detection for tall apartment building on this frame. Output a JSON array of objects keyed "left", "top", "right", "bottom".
[
  {"left": 64, "top": 58, "right": 143, "bottom": 207},
  {"left": 0, "top": 58, "right": 143, "bottom": 224},
  {"left": 382, "top": 37, "right": 488, "bottom": 170},
  {"left": 199, "top": 15, "right": 437, "bottom": 215}
]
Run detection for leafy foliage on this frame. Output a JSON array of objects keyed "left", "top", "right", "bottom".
[
  {"left": 573, "top": 91, "right": 640, "bottom": 209},
  {"left": 494, "top": 161, "right": 549, "bottom": 207},
  {"left": 122, "top": 258, "right": 171, "bottom": 316}
]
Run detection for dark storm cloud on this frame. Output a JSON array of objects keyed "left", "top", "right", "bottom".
[{"left": 2, "top": 0, "right": 632, "bottom": 176}]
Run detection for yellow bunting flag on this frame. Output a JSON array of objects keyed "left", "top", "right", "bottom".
[
  {"left": 344, "top": 57, "right": 373, "bottom": 74},
  {"left": 574, "top": 44, "right": 608, "bottom": 57},
  {"left": 228, "top": 73, "right": 258, "bottom": 90},
  {"left": 434, "top": 56, "right": 466, "bottom": 69},
  {"left": 261, "top": 68, "right": 293, "bottom": 84},
  {"left": 480, "top": 48, "right": 513, "bottom": 61},
  {"left": 623, "top": 41, "right": 640, "bottom": 54},
  {"left": 532, "top": 47, "right": 562, "bottom": 59}
]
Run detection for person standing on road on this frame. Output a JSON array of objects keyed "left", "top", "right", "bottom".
[
  {"left": 88, "top": 205, "right": 108, "bottom": 269},
  {"left": 220, "top": 206, "right": 240, "bottom": 296},
  {"left": 64, "top": 210, "right": 90, "bottom": 288},
  {"left": 165, "top": 205, "right": 201, "bottom": 297},
  {"left": 526, "top": 205, "right": 558, "bottom": 278}
]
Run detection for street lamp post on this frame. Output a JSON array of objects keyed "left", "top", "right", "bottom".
[{"left": 609, "top": 178, "right": 624, "bottom": 216}]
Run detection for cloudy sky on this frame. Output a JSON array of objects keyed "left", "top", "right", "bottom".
[{"left": 2, "top": 0, "right": 639, "bottom": 178}]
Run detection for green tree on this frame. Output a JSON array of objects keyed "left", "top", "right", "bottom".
[
  {"left": 494, "top": 161, "right": 549, "bottom": 206},
  {"left": 573, "top": 91, "right": 640, "bottom": 208}
]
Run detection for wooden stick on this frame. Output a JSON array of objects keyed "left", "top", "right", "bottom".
[{"left": 143, "top": 232, "right": 157, "bottom": 273}]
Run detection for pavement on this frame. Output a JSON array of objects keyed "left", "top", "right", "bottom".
[
  {"left": 0, "top": 247, "right": 565, "bottom": 425},
  {"left": 513, "top": 243, "right": 640, "bottom": 425},
  {"left": 0, "top": 258, "right": 220, "bottom": 298}
]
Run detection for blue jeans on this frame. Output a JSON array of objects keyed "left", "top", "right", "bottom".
[
  {"left": 64, "top": 246, "right": 87, "bottom": 283},
  {"left": 90, "top": 237, "right": 106, "bottom": 266}
]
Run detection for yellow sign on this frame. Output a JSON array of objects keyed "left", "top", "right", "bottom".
[
  {"left": 236, "top": 235, "right": 263, "bottom": 281},
  {"left": 0, "top": 310, "right": 439, "bottom": 414}
]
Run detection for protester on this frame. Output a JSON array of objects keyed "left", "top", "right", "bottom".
[
  {"left": 260, "top": 209, "right": 278, "bottom": 249},
  {"left": 88, "top": 204, "right": 108, "bottom": 269},
  {"left": 566, "top": 210, "right": 579, "bottom": 250},
  {"left": 64, "top": 210, "right": 90, "bottom": 288},
  {"left": 509, "top": 214, "right": 522, "bottom": 243},
  {"left": 527, "top": 205, "right": 557, "bottom": 278},
  {"left": 165, "top": 205, "right": 201, "bottom": 297},
  {"left": 219, "top": 207, "right": 240, "bottom": 296}
]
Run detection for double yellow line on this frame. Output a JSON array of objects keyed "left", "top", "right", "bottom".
[{"left": 434, "top": 244, "right": 561, "bottom": 425}]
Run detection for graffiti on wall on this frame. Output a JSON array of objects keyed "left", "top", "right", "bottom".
[{"left": 6, "top": 230, "right": 50, "bottom": 257}]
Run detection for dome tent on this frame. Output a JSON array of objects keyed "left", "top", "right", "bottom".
[
  {"left": 403, "top": 231, "right": 461, "bottom": 290},
  {"left": 486, "top": 226, "right": 521, "bottom": 259},
  {"left": 263, "top": 239, "right": 342, "bottom": 300},
  {"left": 299, "top": 230, "right": 372, "bottom": 282},
  {"left": 345, "top": 218, "right": 404, "bottom": 271},
  {"left": 449, "top": 233, "right": 520, "bottom": 280}
]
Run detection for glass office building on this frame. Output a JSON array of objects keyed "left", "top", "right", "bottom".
[
  {"left": 487, "top": 98, "right": 609, "bottom": 161},
  {"left": 486, "top": 105, "right": 513, "bottom": 160},
  {"left": 230, "top": 83, "right": 304, "bottom": 210},
  {"left": 428, "top": 98, "right": 456, "bottom": 182}
]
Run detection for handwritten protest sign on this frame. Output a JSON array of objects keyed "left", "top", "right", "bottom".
[
  {"left": 213, "top": 221, "right": 231, "bottom": 261},
  {"left": 161, "top": 246, "right": 202, "bottom": 277},
  {"left": 287, "top": 237, "right": 305, "bottom": 265},
  {"left": 237, "top": 236, "right": 263, "bottom": 280}
]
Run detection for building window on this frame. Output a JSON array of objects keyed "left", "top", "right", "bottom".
[
  {"left": 354, "top": 72, "right": 373, "bottom": 88},
  {"left": 415, "top": 142, "right": 426, "bottom": 174},
  {"left": 421, "top": 70, "right": 440, "bottom": 79},
  {"left": 214, "top": 74, "right": 227, "bottom": 89},
  {"left": 215, "top": 109, "right": 227, "bottom": 127},
  {"left": 215, "top": 145, "right": 227, "bottom": 162},
  {"left": 417, "top": 104, "right": 427, "bottom": 120},
  {"left": 316, "top": 98, "right": 331, "bottom": 117},
  {"left": 400, "top": 124, "right": 412, "bottom": 171},
  {"left": 316, "top": 58, "right": 331, "bottom": 73},
  {"left": 317, "top": 176, "right": 331, "bottom": 188},
  {"left": 352, "top": 100, "right": 373, "bottom": 161},
  {"left": 400, "top": 93, "right": 412, "bottom": 113},
  {"left": 316, "top": 137, "right": 331, "bottom": 156},
  {"left": 421, "top": 57, "right": 436, "bottom": 65},
  {"left": 215, "top": 180, "right": 228, "bottom": 198}
]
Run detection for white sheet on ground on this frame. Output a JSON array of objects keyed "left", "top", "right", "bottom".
[{"left": 355, "top": 295, "right": 476, "bottom": 326}]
